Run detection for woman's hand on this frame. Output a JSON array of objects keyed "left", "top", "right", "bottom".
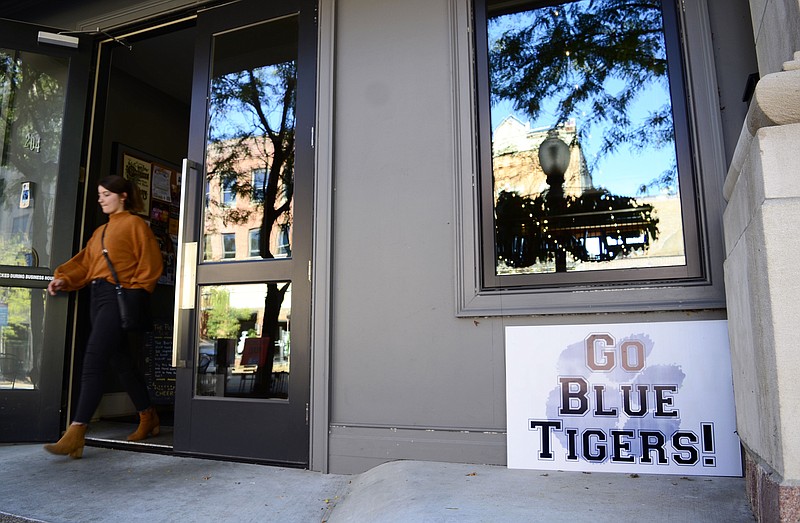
[{"left": 47, "top": 278, "right": 65, "bottom": 296}]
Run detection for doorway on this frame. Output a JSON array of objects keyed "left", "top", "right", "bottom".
[
  {"left": 79, "top": 19, "right": 196, "bottom": 453},
  {"left": 81, "top": 0, "right": 316, "bottom": 466}
]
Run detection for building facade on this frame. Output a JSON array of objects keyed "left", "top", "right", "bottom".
[{"left": 0, "top": 0, "right": 797, "bottom": 519}]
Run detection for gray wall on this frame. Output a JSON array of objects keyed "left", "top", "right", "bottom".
[
  {"left": 100, "top": 67, "right": 189, "bottom": 179},
  {"left": 325, "top": 0, "right": 756, "bottom": 473},
  {"left": 328, "top": 0, "right": 510, "bottom": 472},
  {"left": 10, "top": 0, "right": 759, "bottom": 474}
]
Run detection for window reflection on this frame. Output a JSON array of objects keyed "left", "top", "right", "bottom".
[
  {"left": 195, "top": 282, "right": 291, "bottom": 399},
  {"left": 0, "top": 49, "right": 69, "bottom": 269},
  {"left": 487, "top": 0, "right": 686, "bottom": 274},
  {"left": 201, "top": 17, "right": 297, "bottom": 263},
  {"left": 0, "top": 286, "right": 45, "bottom": 390},
  {"left": 222, "top": 232, "right": 236, "bottom": 259},
  {"left": 248, "top": 228, "right": 260, "bottom": 257}
]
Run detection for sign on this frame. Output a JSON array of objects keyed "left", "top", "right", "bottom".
[
  {"left": 0, "top": 271, "right": 52, "bottom": 283},
  {"left": 143, "top": 320, "right": 176, "bottom": 404},
  {"left": 506, "top": 320, "right": 741, "bottom": 476}
]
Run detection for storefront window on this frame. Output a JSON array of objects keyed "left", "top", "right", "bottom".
[
  {"left": 0, "top": 286, "right": 45, "bottom": 390},
  {"left": 477, "top": 0, "right": 700, "bottom": 287},
  {"left": 0, "top": 49, "right": 69, "bottom": 270}
]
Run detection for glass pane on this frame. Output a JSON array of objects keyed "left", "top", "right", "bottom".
[
  {"left": 195, "top": 282, "right": 291, "bottom": 399},
  {"left": 0, "top": 286, "right": 46, "bottom": 390},
  {"left": 0, "top": 49, "right": 69, "bottom": 269},
  {"left": 222, "top": 232, "right": 236, "bottom": 259},
  {"left": 487, "top": 0, "right": 686, "bottom": 275},
  {"left": 202, "top": 17, "right": 297, "bottom": 263}
]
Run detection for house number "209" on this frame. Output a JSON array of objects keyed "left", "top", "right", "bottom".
[{"left": 24, "top": 133, "right": 41, "bottom": 153}]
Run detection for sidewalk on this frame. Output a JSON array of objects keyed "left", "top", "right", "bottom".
[{"left": 0, "top": 443, "right": 754, "bottom": 522}]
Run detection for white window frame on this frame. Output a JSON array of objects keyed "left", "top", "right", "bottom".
[
  {"left": 221, "top": 179, "right": 236, "bottom": 207},
  {"left": 252, "top": 168, "right": 266, "bottom": 202},
  {"left": 222, "top": 232, "right": 236, "bottom": 259},
  {"left": 248, "top": 227, "right": 260, "bottom": 257}
]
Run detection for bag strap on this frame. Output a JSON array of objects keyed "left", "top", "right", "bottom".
[{"left": 100, "top": 224, "right": 122, "bottom": 287}]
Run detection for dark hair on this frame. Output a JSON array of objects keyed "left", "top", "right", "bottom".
[{"left": 98, "top": 175, "right": 144, "bottom": 213}]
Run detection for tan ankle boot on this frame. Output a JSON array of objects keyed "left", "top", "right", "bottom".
[
  {"left": 44, "top": 423, "right": 87, "bottom": 459},
  {"left": 127, "top": 407, "right": 160, "bottom": 441}
]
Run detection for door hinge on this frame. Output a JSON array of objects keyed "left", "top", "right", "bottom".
[
  {"left": 311, "top": 126, "right": 315, "bottom": 148},
  {"left": 308, "top": 260, "right": 312, "bottom": 282},
  {"left": 305, "top": 403, "right": 310, "bottom": 425}
]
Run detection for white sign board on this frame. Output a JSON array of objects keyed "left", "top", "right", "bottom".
[{"left": 506, "top": 320, "right": 741, "bottom": 476}]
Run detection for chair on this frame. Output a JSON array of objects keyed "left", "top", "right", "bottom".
[
  {"left": 231, "top": 338, "right": 270, "bottom": 392},
  {"left": 0, "top": 353, "right": 22, "bottom": 389}
]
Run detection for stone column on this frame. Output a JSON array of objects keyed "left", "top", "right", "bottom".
[{"left": 723, "top": 53, "right": 800, "bottom": 522}]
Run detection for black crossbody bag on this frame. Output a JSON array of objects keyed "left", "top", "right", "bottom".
[{"left": 100, "top": 225, "right": 150, "bottom": 331}]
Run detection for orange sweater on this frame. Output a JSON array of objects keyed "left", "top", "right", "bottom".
[{"left": 55, "top": 211, "right": 163, "bottom": 293}]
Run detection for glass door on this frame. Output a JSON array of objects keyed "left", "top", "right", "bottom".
[
  {"left": 173, "top": 0, "right": 316, "bottom": 465},
  {"left": 0, "top": 20, "right": 91, "bottom": 441}
]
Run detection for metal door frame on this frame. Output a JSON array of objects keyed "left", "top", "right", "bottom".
[
  {"left": 173, "top": 0, "right": 317, "bottom": 466},
  {"left": 0, "top": 19, "right": 92, "bottom": 441}
]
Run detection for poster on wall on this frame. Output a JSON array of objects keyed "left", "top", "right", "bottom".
[
  {"left": 143, "top": 319, "right": 176, "bottom": 404},
  {"left": 121, "top": 153, "right": 152, "bottom": 217},
  {"left": 505, "top": 320, "right": 742, "bottom": 477},
  {"left": 151, "top": 164, "right": 173, "bottom": 203},
  {"left": 114, "top": 143, "right": 180, "bottom": 285}
]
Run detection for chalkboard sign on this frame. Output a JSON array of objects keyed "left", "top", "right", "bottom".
[{"left": 143, "top": 319, "right": 175, "bottom": 404}]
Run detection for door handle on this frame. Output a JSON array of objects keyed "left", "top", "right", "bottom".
[{"left": 172, "top": 158, "right": 201, "bottom": 368}]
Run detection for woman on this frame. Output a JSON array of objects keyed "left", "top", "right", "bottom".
[{"left": 45, "top": 175, "right": 163, "bottom": 459}]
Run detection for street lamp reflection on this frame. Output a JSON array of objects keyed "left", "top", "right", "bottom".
[
  {"left": 539, "top": 130, "right": 572, "bottom": 272},
  {"left": 495, "top": 128, "right": 660, "bottom": 273}
]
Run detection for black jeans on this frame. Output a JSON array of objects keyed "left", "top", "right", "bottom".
[{"left": 72, "top": 280, "right": 151, "bottom": 424}]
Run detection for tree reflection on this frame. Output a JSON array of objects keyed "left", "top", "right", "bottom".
[
  {"left": 0, "top": 239, "right": 40, "bottom": 389},
  {"left": 0, "top": 50, "right": 67, "bottom": 269},
  {"left": 0, "top": 50, "right": 65, "bottom": 389},
  {"left": 496, "top": 188, "right": 658, "bottom": 269},
  {"left": 205, "top": 42, "right": 296, "bottom": 396},
  {"left": 488, "top": 0, "right": 675, "bottom": 272},
  {"left": 489, "top": 0, "right": 674, "bottom": 179}
]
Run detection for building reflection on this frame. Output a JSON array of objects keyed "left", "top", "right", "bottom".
[
  {"left": 492, "top": 118, "right": 684, "bottom": 274},
  {"left": 196, "top": 282, "right": 291, "bottom": 399}
]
